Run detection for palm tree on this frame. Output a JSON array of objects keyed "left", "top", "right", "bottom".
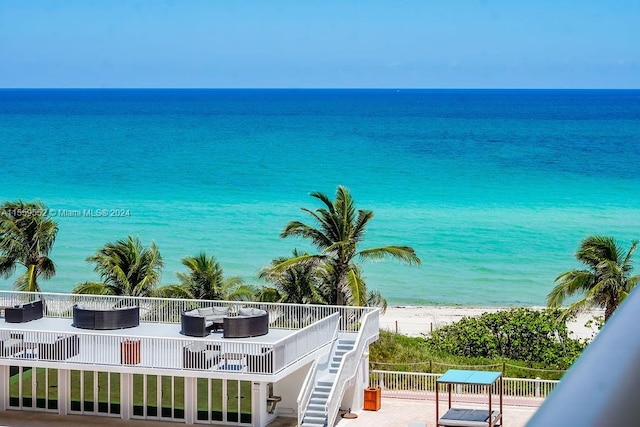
[
  {"left": 0, "top": 200, "right": 58, "bottom": 293},
  {"left": 73, "top": 236, "right": 163, "bottom": 296},
  {"left": 156, "top": 252, "right": 252, "bottom": 301},
  {"left": 547, "top": 236, "right": 639, "bottom": 322},
  {"left": 258, "top": 249, "right": 328, "bottom": 304},
  {"left": 278, "top": 185, "right": 421, "bottom": 306}
]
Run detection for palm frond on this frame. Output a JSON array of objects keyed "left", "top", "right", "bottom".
[
  {"left": 271, "top": 253, "right": 326, "bottom": 273},
  {"left": 0, "top": 200, "right": 57, "bottom": 291},
  {"left": 72, "top": 281, "right": 117, "bottom": 295},
  {"left": 367, "top": 289, "right": 388, "bottom": 313},
  {"left": 359, "top": 246, "right": 421, "bottom": 265},
  {"left": 152, "top": 284, "right": 193, "bottom": 299},
  {"left": 547, "top": 270, "right": 593, "bottom": 307}
]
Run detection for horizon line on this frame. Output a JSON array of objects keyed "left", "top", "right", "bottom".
[{"left": 1, "top": 87, "right": 639, "bottom": 91}]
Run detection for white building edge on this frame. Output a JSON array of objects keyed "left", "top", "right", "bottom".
[{"left": 0, "top": 291, "right": 380, "bottom": 426}]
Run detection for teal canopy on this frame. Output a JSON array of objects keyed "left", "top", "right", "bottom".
[{"left": 436, "top": 369, "right": 502, "bottom": 386}]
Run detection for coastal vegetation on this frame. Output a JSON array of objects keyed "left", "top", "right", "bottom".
[
  {"left": 370, "top": 308, "right": 585, "bottom": 380},
  {"left": 547, "top": 236, "right": 639, "bottom": 322},
  {"left": 276, "top": 185, "right": 421, "bottom": 307},
  {"left": 72, "top": 236, "right": 163, "bottom": 297},
  {"left": 424, "top": 308, "right": 584, "bottom": 367},
  {"left": 0, "top": 200, "right": 58, "bottom": 293}
]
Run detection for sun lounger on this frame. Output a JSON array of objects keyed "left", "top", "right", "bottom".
[{"left": 438, "top": 408, "right": 501, "bottom": 427}]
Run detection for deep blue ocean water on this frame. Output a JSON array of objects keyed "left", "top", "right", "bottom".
[{"left": 1, "top": 89, "right": 639, "bottom": 306}]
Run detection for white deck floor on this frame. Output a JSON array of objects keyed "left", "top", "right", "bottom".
[
  {"left": 0, "top": 317, "right": 296, "bottom": 343},
  {"left": 1, "top": 317, "right": 300, "bottom": 375}
]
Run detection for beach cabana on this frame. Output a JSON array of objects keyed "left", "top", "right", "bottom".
[{"left": 435, "top": 369, "right": 503, "bottom": 427}]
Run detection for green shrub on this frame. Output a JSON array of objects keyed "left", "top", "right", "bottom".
[{"left": 424, "top": 308, "right": 585, "bottom": 368}]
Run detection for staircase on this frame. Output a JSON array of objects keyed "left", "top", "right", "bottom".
[{"left": 300, "top": 338, "right": 355, "bottom": 427}]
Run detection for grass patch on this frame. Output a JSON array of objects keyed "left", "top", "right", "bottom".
[{"left": 370, "top": 330, "right": 567, "bottom": 380}]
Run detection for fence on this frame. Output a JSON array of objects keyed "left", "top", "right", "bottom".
[
  {"left": 370, "top": 370, "right": 558, "bottom": 405},
  {"left": 0, "top": 290, "right": 374, "bottom": 333},
  {"left": 370, "top": 360, "right": 567, "bottom": 380}
]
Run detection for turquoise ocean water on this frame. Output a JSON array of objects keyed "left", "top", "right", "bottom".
[{"left": 1, "top": 89, "right": 639, "bottom": 306}]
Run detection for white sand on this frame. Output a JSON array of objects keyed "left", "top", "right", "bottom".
[{"left": 379, "top": 306, "right": 604, "bottom": 341}]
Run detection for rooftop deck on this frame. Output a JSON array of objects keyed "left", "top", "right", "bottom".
[{"left": 0, "top": 291, "right": 374, "bottom": 380}]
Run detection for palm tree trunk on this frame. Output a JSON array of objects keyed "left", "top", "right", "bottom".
[{"left": 604, "top": 300, "right": 617, "bottom": 323}]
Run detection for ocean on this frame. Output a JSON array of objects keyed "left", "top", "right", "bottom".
[{"left": 1, "top": 89, "right": 639, "bottom": 306}]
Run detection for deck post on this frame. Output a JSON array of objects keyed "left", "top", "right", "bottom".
[
  {"left": 120, "top": 372, "right": 132, "bottom": 420},
  {"left": 57, "top": 368, "right": 69, "bottom": 415},
  {"left": 184, "top": 376, "right": 196, "bottom": 424},
  {"left": 0, "top": 365, "right": 7, "bottom": 410},
  {"left": 252, "top": 381, "right": 262, "bottom": 427}
]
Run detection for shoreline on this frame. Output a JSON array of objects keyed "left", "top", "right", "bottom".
[{"left": 380, "top": 305, "right": 603, "bottom": 341}]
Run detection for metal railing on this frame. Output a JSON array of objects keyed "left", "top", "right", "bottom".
[
  {"left": 273, "top": 312, "right": 339, "bottom": 372},
  {"left": 297, "top": 316, "right": 340, "bottom": 426},
  {"left": 325, "top": 308, "right": 381, "bottom": 426},
  {"left": 0, "top": 290, "right": 374, "bottom": 332},
  {"left": 370, "top": 370, "right": 558, "bottom": 405},
  {"left": 297, "top": 360, "right": 319, "bottom": 426}
]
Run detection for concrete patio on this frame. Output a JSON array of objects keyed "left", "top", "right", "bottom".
[
  {"left": 335, "top": 397, "right": 538, "bottom": 427},
  {"left": 0, "top": 396, "right": 538, "bottom": 426}
]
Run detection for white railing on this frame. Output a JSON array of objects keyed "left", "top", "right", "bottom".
[
  {"left": 370, "top": 370, "right": 558, "bottom": 404},
  {"left": 297, "top": 315, "right": 340, "bottom": 426},
  {"left": 0, "top": 290, "right": 374, "bottom": 332},
  {"left": 297, "top": 359, "right": 319, "bottom": 427},
  {"left": 272, "top": 312, "right": 339, "bottom": 372},
  {"left": 325, "top": 308, "right": 380, "bottom": 426},
  {"left": 0, "top": 314, "right": 338, "bottom": 375}
]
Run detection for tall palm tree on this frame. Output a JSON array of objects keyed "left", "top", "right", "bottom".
[
  {"left": 73, "top": 236, "right": 163, "bottom": 296},
  {"left": 548, "top": 236, "right": 639, "bottom": 322},
  {"left": 258, "top": 249, "right": 328, "bottom": 304},
  {"left": 0, "top": 200, "right": 58, "bottom": 293},
  {"left": 156, "top": 252, "right": 252, "bottom": 301},
  {"left": 278, "top": 185, "right": 421, "bottom": 306}
]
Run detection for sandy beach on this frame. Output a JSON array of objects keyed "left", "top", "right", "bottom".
[{"left": 379, "top": 306, "right": 603, "bottom": 341}]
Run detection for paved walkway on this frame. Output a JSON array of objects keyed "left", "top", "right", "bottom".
[
  {"left": 0, "top": 398, "right": 538, "bottom": 427},
  {"left": 335, "top": 397, "right": 538, "bottom": 427},
  {"left": 0, "top": 410, "right": 176, "bottom": 427},
  {"left": 0, "top": 412, "right": 296, "bottom": 427}
]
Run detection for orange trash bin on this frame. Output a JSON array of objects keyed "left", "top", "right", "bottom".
[
  {"left": 364, "top": 387, "right": 381, "bottom": 411},
  {"left": 120, "top": 339, "right": 141, "bottom": 365}
]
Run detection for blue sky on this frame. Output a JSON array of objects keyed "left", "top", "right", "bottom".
[{"left": 1, "top": 0, "right": 638, "bottom": 88}]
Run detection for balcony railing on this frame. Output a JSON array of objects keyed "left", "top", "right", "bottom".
[{"left": 0, "top": 290, "right": 374, "bottom": 332}]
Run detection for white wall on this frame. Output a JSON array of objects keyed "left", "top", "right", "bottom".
[{"left": 272, "top": 360, "right": 314, "bottom": 419}]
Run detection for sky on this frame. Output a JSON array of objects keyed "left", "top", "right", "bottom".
[{"left": 1, "top": 0, "right": 638, "bottom": 89}]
